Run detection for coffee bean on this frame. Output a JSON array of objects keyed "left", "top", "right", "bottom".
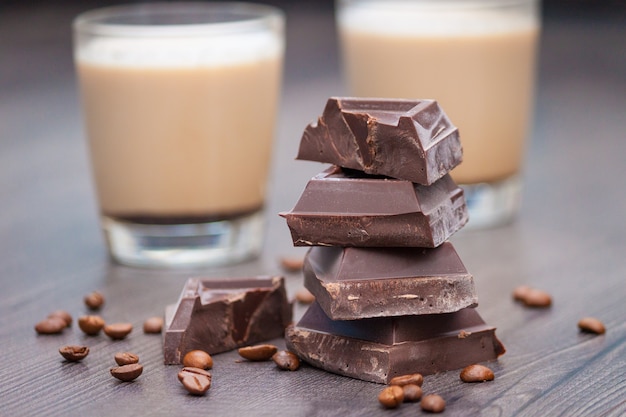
[
  {"left": 421, "top": 394, "right": 446, "bottom": 413},
  {"left": 84, "top": 291, "right": 105, "bottom": 310},
  {"left": 35, "top": 317, "right": 66, "bottom": 335},
  {"left": 183, "top": 350, "right": 213, "bottom": 370},
  {"left": 59, "top": 345, "right": 90, "bottom": 362},
  {"left": 78, "top": 315, "right": 105, "bottom": 336},
  {"left": 103, "top": 322, "right": 133, "bottom": 340},
  {"left": 115, "top": 352, "right": 139, "bottom": 366},
  {"left": 295, "top": 289, "right": 315, "bottom": 304},
  {"left": 48, "top": 310, "right": 72, "bottom": 328},
  {"left": 110, "top": 363, "right": 143, "bottom": 382},
  {"left": 272, "top": 350, "right": 300, "bottom": 371},
  {"left": 378, "top": 385, "right": 404, "bottom": 409},
  {"left": 512, "top": 285, "right": 552, "bottom": 308},
  {"left": 578, "top": 317, "right": 606, "bottom": 335},
  {"left": 401, "top": 384, "right": 422, "bottom": 402},
  {"left": 143, "top": 316, "right": 164, "bottom": 334},
  {"left": 460, "top": 364, "right": 495, "bottom": 383},
  {"left": 178, "top": 367, "right": 212, "bottom": 395},
  {"left": 280, "top": 256, "right": 304, "bottom": 272},
  {"left": 238, "top": 344, "right": 278, "bottom": 361},
  {"left": 389, "top": 373, "right": 423, "bottom": 387}
]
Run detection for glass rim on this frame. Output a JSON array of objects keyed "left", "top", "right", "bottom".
[
  {"left": 73, "top": 2, "right": 285, "bottom": 38},
  {"left": 337, "top": 0, "right": 539, "bottom": 11}
]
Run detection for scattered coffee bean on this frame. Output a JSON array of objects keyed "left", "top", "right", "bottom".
[
  {"left": 59, "top": 345, "right": 90, "bottom": 362},
  {"left": 103, "top": 322, "right": 133, "bottom": 340},
  {"left": 238, "top": 344, "right": 278, "bottom": 361},
  {"left": 295, "top": 289, "right": 315, "bottom": 304},
  {"left": 280, "top": 256, "right": 305, "bottom": 272},
  {"left": 272, "top": 350, "right": 300, "bottom": 371},
  {"left": 460, "top": 364, "right": 495, "bottom": 383},
  {"left": 401, "top": 384, "right": 422, "bottom": 402},
  {"left": 84, "top": 291, "right": 105, "bottom": 310},
  {"left": 578, "top": 317, "right": 606, "bottom": 335},
  {"left": 378, "top": 385, "right": 404, "bottom": 409},
  {"left": 178, "top": 367, "right": 212, "bottom": 395},
  {"left": 115, "top": 352, "right": 139, "bottom": 366},
  {"left": 48, "top": 310, "right": 72, "bottom": 328},
  {"left": 110, "top": 363, "right": 143, "bottom": 382},
  {"left": 35, "top": 317, "right": 67, "bottom": 335},
  {"left": 513, "top": 285, "right": 552, "bottom": 308},
  {"left": 78, "top": 315, "right": 105, "bottom": 336},
  {"left": 183, "top": 350, "right": 213, "bottom": 370},
  {"left": 389, "top": 373, "right": 423, "bottom": 387},
  {"left": 421, "top": 394, "right": 446, "bottom": 413},
  {"left": 143, "top": 316, "right": 164, "bottom": 334}
]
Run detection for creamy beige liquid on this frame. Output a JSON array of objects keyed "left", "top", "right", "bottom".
[
  {"left": 77, "top": 36, "right": 282, "bottom": 221},
  {"left": 339, "top": 4, "right": 539, "bottom": 184}
]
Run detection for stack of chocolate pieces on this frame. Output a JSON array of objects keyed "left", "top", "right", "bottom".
[{"left": 281, "top": 98, "right": 505, "bottom": 384}]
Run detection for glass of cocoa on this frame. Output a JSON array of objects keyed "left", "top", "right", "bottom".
[
  {"left": 337, "top": 0, "right": 540, "bottom": 228},
  {"left": 73, "top": 2, "right": 285, "bottom": 267}
]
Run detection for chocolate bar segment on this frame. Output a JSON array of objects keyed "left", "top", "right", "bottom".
[
  {"left": 285, "top": 302, "right": 505, "bottom": 384},
  {"left": 163, "top": 276, "right": 292, "bottom": 364},
  {"left": 280, "top": 166, "right": 468, "bottom": 248},
  {"left": 303, "top": 243, "right": 477, "bottom": 320},
  {"left": 297, "top": 97, "right": 462, "bottom": 185}
]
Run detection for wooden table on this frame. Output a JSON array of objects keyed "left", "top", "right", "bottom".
[{"left": 1, "top": 3, "right": 625, "bottom": 416}]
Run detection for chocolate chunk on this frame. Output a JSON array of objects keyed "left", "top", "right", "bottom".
[
  {"left": 163, "top": 276, "right": 293, "bottom": 364},
  {"left": 303, "top": 242, "right": 477, "bottom": 320},
  {"left": 285, "top": 302, "right": 505, "bottom": 384},
  {"left": 280, "top": 166, "right": 467, "bottom": 248},
  {"left": 297, "top": 98, "right": 462, "bottom": 185}
]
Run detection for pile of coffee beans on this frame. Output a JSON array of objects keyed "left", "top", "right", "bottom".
[{"left": 377, "top": 372, "right": 448, "bottom": 412}]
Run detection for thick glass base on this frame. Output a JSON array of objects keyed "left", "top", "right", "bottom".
[
  {"left": 102, "top": 211, "right": 265, "bottom": 268},
  {"left": 461, "top": 175, "right": 521, "bottom": 230}
]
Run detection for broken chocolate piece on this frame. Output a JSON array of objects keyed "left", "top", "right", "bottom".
[
  {"left": 280, "top": 166, "right": 468, "bottom": 248},
  {"left": 303, "top": 242, "right": 477, "bottom": 320},
  {"left": 297, "top": 97, "right": 462, "bottom": 185},
  {"left": 285, "top": 302, "right": 505, "bottom": 384},
  {"left": 163, "top": 276, "right": 292, "bottom": 364}
]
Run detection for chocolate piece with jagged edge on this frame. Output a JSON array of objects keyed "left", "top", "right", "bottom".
[
  {"left": 163, "top": 276, "right": 292, "bottom": 364},
  {"left": 280, "top": 166, "right": 467, "bottom": 248},
  {"left": 297, "top": 97, "right": 462, "bottom": 185},
  {"left": 303, "top": 242, "right": 477, "bottom": 320},
  {"left": 285, "top": 302, "right": 505, "bottom": 384}
]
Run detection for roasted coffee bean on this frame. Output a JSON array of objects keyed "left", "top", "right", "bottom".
[
  {"left": 115, "top": 352, "right": 139, "bottom": 366},
  {"left": 421, "top": 394, "right": 446, "bottom": 413},
  {"left": 578, "top": 317, "right": 606, "bottom": 335},
  {"left": 280, "top": 256, "right": 304, "bottom": 272},
  {"left": 389, "top": 373, "right": 423, "bottom": 387},
  {"left": 238, "top": 344, "right": 278, "bottom": 361},
  {"left": 178, "top": 367, "right": 212, "bottom": 395},
  {"left": 110, "top": 363, "right": 143, "bottom": 382},
  {"left": 103, "top": 322, "right": 133, "bottom": 340},
  {"left": 378, "top": 385, "right": 404, "bottom": 409},
  {"left": 35, "top": 317, "right": 66, "bottom": 335},
  {"left": 295, "top": 289, "right": 315, "bottom": 304},
  {"left": 460, "top": 364, "right": 495, "bottom": 382},
  {"left": 143, "top": 316, "right": 164, "bottom": 334},
  {"left": 183, "top": 350, "right": 213, "bottom": 370},
  {"left": 78, "top": 315, "right": 105, "bottom": 336},
  {"left": 48, "top": 310, "right": 72, "bottom": 328},
  {"left": 272, "top": 350, "right": 300, "bottom": 371},
  {"left": 59, "top": 345, "right": 89, "bottom": 362},
  {"left": 401, "top": 384, "right": 422, "bottom": 402},
  {"left": 84, "top": 291, "right": 105, "bottom": 310},
  {"left": 513, "top": 285, "right": 552, "bottom": 308}
]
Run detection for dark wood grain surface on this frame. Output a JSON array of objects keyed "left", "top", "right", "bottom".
[{"left": 1, "top": 3, "right": 625, "bottom": 416}]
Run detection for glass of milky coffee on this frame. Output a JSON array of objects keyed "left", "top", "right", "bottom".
[
  {"left": 73, "top": 3, "right": 284, "bottom": 267},
  {"left": 337, "top": 0, "right": 540, "bottom": 228}
]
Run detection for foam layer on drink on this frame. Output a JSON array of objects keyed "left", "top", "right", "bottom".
[
  {"left": 76, "top": 32, "right": 282, "bottom": 68},
  {"left": 339, "top": 2, "right": 537, "bottom": 36}
]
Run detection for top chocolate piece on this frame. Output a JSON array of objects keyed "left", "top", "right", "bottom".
[{"left": 297, "top": 97, "right": 462, "bottom": 185}]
